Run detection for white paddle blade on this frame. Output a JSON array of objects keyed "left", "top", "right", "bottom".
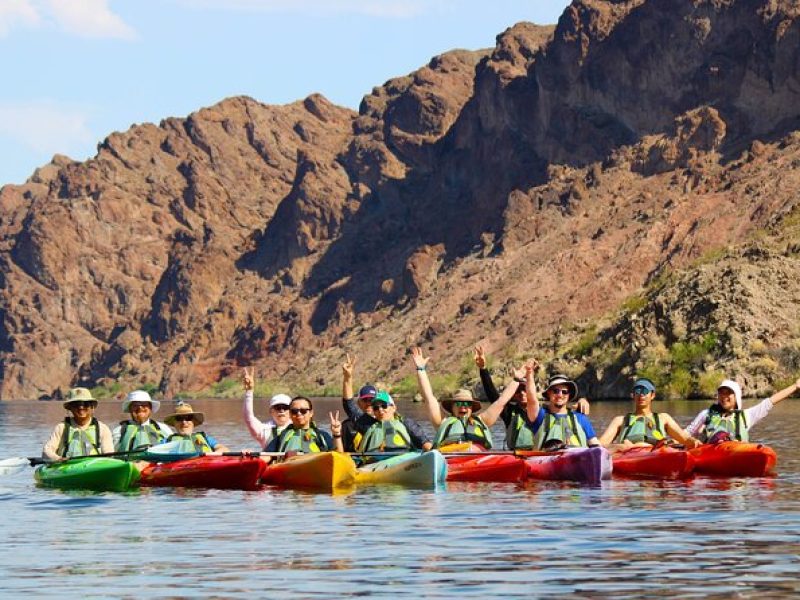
[{"left": 0, "top": 457, "right": 32, "bottom": 476}]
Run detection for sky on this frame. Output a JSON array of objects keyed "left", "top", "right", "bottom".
[{"left": 0, "top": 0, "right": 571, "bottom": 186}]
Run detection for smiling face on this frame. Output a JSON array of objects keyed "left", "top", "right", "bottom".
[
  {"left": 173, "top": 414, "right": 195, "bottom": 435},
  {"left": 129, "top": 401, "right": 152, "bottom": 424},
  {"left": 546, "top": 385, "right": 571, "bottom": 411},
  {"left": 289, "top": 398, "right": 313, "bottom": 429},
  {"left": 371, "top": 400, "right": 396, "bottom": 422},
  {"left": 358, "top": 397, "right": 375, "bottom": 416},
  {"left": 270, "top": 404, "right": 291, "bottom": 427},
  {"left": 67, "top": 401, "right": 96, "bottom": 425},
  {"left": 452, "top": 400, "right": 473, "bottom": 418},
  {"left": 717, "top": 387, "right": 737, "bottom": 412}
]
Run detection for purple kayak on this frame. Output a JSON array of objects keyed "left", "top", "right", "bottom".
[{"left": 524, "top": 446, "right": 612, "bottom": 484}]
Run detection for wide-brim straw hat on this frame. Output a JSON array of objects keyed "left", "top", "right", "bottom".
[
  {"left": 122, "top": 389, "right": 161, "bottom": 413},
  {"left": 63, "top": 387, "right": 98, "bottom": 409},
  {"left": 164, "top": 402, "right": 204, "bottom": 426},
  {"left": 442, "top": 388, "right": 481, "bottom": 413}
]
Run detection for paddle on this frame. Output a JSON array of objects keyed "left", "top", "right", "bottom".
[{"left": 0, "top": 447, "right": 152, "bottom": 476}]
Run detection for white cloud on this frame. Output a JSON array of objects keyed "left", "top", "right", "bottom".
[
  {"left": 0, "top": 102, "right": 95, "bottom": 156},
  {"left": 45, "top": 0, "right": 137, "bottom": 39},
  {"left": 0, "top": 0, "right": 40, "bottom": 37},
  {"left": 176, "top": 0, "right": 451, "bottom": 18}
]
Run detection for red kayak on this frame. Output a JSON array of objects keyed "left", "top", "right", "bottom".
[
  {"left": 446, "top": 454, "right": 527, "bottom": 483},
  {"left": 689, "top": 441, "right": 777, "bottom": 477},
  {"left": 138, "top": 456, "right": 267, "bottom": 490},
  {"left": 612, "top": 446, "right": 695, "bottom": 480}
]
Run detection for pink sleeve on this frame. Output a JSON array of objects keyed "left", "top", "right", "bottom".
[{"left": 242, "top": 390, "right": 268, "bottom": 446}]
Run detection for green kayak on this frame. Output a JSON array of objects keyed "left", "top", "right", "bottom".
[{"left": 34, "top": 457, "right": 140, "bottom": 492}]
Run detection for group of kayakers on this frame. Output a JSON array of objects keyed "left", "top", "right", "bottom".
[{"left": 42, "top": 347, "right": 800, "bottom": 462}]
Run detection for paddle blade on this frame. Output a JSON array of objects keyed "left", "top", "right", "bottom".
[
  {"left": 0, "top": 457, "right": 33, "bottom": 476},
  {"left": 141, "top": 441, "right": 201, "bottom": 462}
]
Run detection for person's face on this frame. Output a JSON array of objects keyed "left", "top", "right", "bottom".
[
  {"left": 289, "top": 400, "right": 313, "bottom": 428},
  {"left": 69, "top": 401, "right": 96, "bottom": 420},
  {"left": 358, "top": 397, "right": 374, "bottom": 415},
  {"left": 631, "top": 387, "right": 654, "bottom": 407},
  {"left": 271, "top": 404, "right": 291, "bottom": 426},
  {"left": 174, "top": 415, "right": 195, "bottom": 434},
  {"left": 717, "top": 387, "right": 737, "bottom": 411},
  {"left": 513, "top": 387, "right": 527, "bottom": 407},
  {"left": 546, "top": 386, "right": 571, "bottom": 408},
  {"left": 371, "top": 400, "right": 395, "bottom": 422},
  {"left": 129, "top": 401, "right": 152, "bottom": 424},
  {"left": 452, "top": 400, "right": 473, "bottom": 418}
]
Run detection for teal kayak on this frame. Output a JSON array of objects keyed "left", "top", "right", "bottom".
[
  {"left": 355, "top": 450, "right": 447, "bottom": 487},
  {"left": 34, "top": 457, "right": 140, "bottom": 492}
]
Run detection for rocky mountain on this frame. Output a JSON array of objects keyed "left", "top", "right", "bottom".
[{"left": 2, "top": 0, "right": 800, "bottom": 400}]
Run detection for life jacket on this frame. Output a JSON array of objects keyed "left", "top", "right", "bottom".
[
  {"left": 433, "top": 416, "right": 493, "bottom": 449},
  {"left": 615, "top": 413, "right": 666, "bottom": 445},
  {"left": 60, "top": 417, "right": 101, "bottom": 458},
  {"left": 505, "top": 407, "right": 535, "bottom": 450},
  {"left": 167, "top": 432, "right": 214, "bottom": 454},
  {"left": 358, "top": 417, "right": 413, "bottom": 452},
  {"left": 532, "top": 410, "right": 588, "bottom": 449},
  {"left": 273, "top": 423, "right": 331, "bottom": 453},
  {"left": 703, "top": 406, "right": 749, "bottom": 442},
  {"left": 117, "top": 419, "right": 168, "bottom": 451}
]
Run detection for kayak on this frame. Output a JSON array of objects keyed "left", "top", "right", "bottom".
[
  {"left": 34, "top": 457, "right": 140, "bottom": 492},
  {"left": 524, "top": 447, "right": 612, "bottom": 484},
  {"left": 446, "top": 454, "right": 527, "bottom": 483},
  {"left": 138, "top": 456, "right": 267, "bottom": 490},
  {"left": 689, "top": 441, "right": 777, "bottom": 477},
  {"left": 612, "top": 446, "right": 695, "bottom": 480},
  {"left": 356, "top": 451, "right": 447, "bottom": 487},
  {"left": 261, "top": 452, "right": 357, "bottom": 491}
]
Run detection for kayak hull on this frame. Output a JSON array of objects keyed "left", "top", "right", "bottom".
[
  {"left": 689, "top": 441, "right": 777, "bottom": 477},
  {"left": 612, "top": 447, "right": 695, "bottom": 480},
  {"left": 356, "top": 451, "right": 446, "bottom": 487},
  {"left": 446, "top": 454, "right": 527, "bottom": 483},
  {"left": 34, "top": 457, "right": 139, "bottom": 492},
  {"left": 138, "top": 456, "right": 267, "bottom": 490},
  {"left": 525, "top": 447, "right": 612, "bottom": 484},
  {"left": 261, "top": 452, "right": 357, "bottom": 491}
]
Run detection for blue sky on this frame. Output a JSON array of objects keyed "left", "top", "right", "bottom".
[{"left": 0, "top": 0, "right": 570, "bottom": 186}]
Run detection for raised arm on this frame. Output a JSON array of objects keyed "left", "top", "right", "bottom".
[
  {"left": 241, "top": 367, "right": 267, "bottom": 445},
  {"left": 342, "top": 353, "right": 355, "bottom": 402},
  {"left": 475, "top": 345, "right": 499, "bottom": 402},
  {"left": 329, "top": 411, "right": 344, "bottom": 453},
  {"left": 479, "top": 366, "right": 525, "bottom": 427},
  {"left": 525, "top": 360, "right": 541, "bottom": 423},
  {"left": 412, "top": 347, "right": 442, "bottom": 427},
  {"left": 768, "top": 377, "right": 800, "bottom": 406}
]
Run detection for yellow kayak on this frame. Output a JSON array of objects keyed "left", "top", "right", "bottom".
[{"left": 261, "top": 452, "right": 356, "bottom": 491}]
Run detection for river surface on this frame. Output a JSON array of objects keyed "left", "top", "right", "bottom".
[{"left": 1, "top": 397, "right": 799, "bottom": 598}]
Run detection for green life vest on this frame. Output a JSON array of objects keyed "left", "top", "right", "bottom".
[
  {"left": 117, "top": 419, "right": 168, "bottom": 452},
  {"left": 615, "top": 413, "right": 666, "bottom": 445},
  {"left": 60, "top": 417, "right": 101, "bottom": 458},
  {"left": 167, "top": 432, "right": 214, "bottom": 454},
  {"left": 433, "top": 416, "right": 493, "bottom": 449},
  {"left": 506, "top": 408, "right": 535, "bottom": 450},
  {"left": 275, "top": 424, "right": 331, "bottom": 453},
  {"left": 703, "top": 408, "right": 749, "bottom": 442},
  {"left": 533, "top": 410, "right": 588, "bottom": 449},
  {"left": 358, "top": 417, "right": 413, "bottom": 452}
]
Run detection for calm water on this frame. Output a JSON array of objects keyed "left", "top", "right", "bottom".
[{"left": 1, "top": 397, "right": 799, "bottom": 598}]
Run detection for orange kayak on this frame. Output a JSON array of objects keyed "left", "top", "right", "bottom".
[
  {"left": 689, "top": 441, "right": 777, "bottom": 477},
  {"left": 261, "top": 452, "right": 357, "bottom": 490},
  {"left": 612, "top": 446, "right": 695, "bottom": 480}
]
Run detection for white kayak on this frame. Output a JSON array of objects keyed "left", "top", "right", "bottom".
[{"left": 355, "top": 450, "right": 447, "bottom": 488}]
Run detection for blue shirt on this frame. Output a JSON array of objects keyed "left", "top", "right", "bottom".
[{"left": 530, "top": 407, "right": 597, "bottom": 439}]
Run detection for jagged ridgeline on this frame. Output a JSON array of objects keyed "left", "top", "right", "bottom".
[{"left": 1, "top": 0, "right": 800, "bottom": 400}]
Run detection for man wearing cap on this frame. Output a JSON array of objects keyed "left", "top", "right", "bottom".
[
  {"left": 340, "top": 354, "right": 376, "bottom": 452},
  {"left": 42, "top": 388, "right": 114, "bottom": 461},
  {"left": 524, "top": 366, "right": 600, "bottom": 449},
  {"left": 356, "top": 390, "right": 433, "bottom": 452},
  {"left": 113, "top": 390, "right": 173, "bottom": 452},
  {"left": 686, "top": 376, "right": 800, "bottom": 443},
  {"left": 241, "top": 367, "right": 292, "bottom": 447},
  {"left": 165, "top": 402, "right": 229, "bottom": 454},
  {"left": 473, "top": 345, "right": 591, "bottom": 450},
  {"left": 598, "top": 378, "right": 699, "bottom": 449}
]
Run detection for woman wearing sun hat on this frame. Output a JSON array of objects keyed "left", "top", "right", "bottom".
[
  {"left": 411, "top": 347, "right": 525, "bottom": 450},
  {"left": 42, "top": 387, "right": 114, "bottom": 461},
  {"left": 686, "top": 376, "right": 800, "bottom": 443},
  {"left": 164, "top": 403, "right": 230, "bottom": 455},
  {"left": 598, "top": 378, "right": 700, "bottom": 450},
  {"left": 113, "top": 390, "right": 173, "bottom": 452}
]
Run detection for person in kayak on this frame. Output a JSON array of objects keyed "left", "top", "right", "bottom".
[
  {"left": 340, "top": 354, "right": 376, "bottom": 452},
  {"left": 241, "top": 366, "right": 292, "bottom": 448},
  {"left": 357, "top": 390, "right": 433, "bottom": 452},
  {"left": 42, "top": 387, "right": 114, "bottom": 461},
  {"left": 164, "top": 403, "right": 230, "bottom": 455},
  {"left": 473, "top": 345, "right": 591, "bottom": 450},
  {"left": 598, "top": 378, "right": 700, "bottom": 450},
  {"left": 412, "top": 347, "right": 525, "bottom": 450},
  {"left": 524, "top": 366, "right": 600, "bottom": 449},
  {"left": 686, "top": 377, "right": 800, "bottom": 443},
  {"left": 113, "top": 390, "right": 173, "bottom": 452},
  {"left": 264, "top": 397, "right": 345, "bottom": 453}
]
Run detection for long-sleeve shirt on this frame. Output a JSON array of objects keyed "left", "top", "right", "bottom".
[
  {"left": 479, "top": 367, "right": 522, "bottom": 428},
  {"left": 243, "top": 390, "right": 287, "bottom": 447},
  {"left": 686, "top": 398, "right": 774, "bottom": 438},
  {"left": 42, "top": 419, "right": 114, "bottom": 461},
  {"left": 342, "top": 396, "right": 432, "bottom": 448}
]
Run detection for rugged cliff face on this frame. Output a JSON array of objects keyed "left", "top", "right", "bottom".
[{"left": 2, "top": 0, "right": 800, "bottom": 399}]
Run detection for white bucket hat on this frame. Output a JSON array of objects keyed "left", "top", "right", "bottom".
[
  {"left": 122, "top": 389, "right": 161, "bottom": 413},
  {"left": 717, "top": 379, "right": 742, "bottom": 409},
  {"left": 269, "top": 393, "right": 292, "bottom": 408}
]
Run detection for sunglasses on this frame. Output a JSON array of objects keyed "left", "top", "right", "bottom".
[
  {"left": 371, "top": 401, "right": 390, "bottom": 410},
  {"left": 549, "top": 389, "right": 571, "bottom": 396},
  {"left": 271, "top": 405, "right": 290, "bottom": 412},
  {"left": 453, "top": 401, "right": 473, "bottom": 408},
  {"left": 174, "top": 415, "right": 194, "bottom": 422},
  {"left": 632, "top": 386, "right": 651, "bottom": 395},
  {"left": 70, "top": 401, "right": 95, "bottom": 409},
  {"left": 130, "top": 403, "right": 151, "bottom": 411},
  {"left": 289, "top": 408, "right": 311, "bottom": 415}
]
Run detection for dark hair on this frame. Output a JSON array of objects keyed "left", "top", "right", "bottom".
[{"left": 290, "top": 396, "right": 313, "bottom": 410}]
